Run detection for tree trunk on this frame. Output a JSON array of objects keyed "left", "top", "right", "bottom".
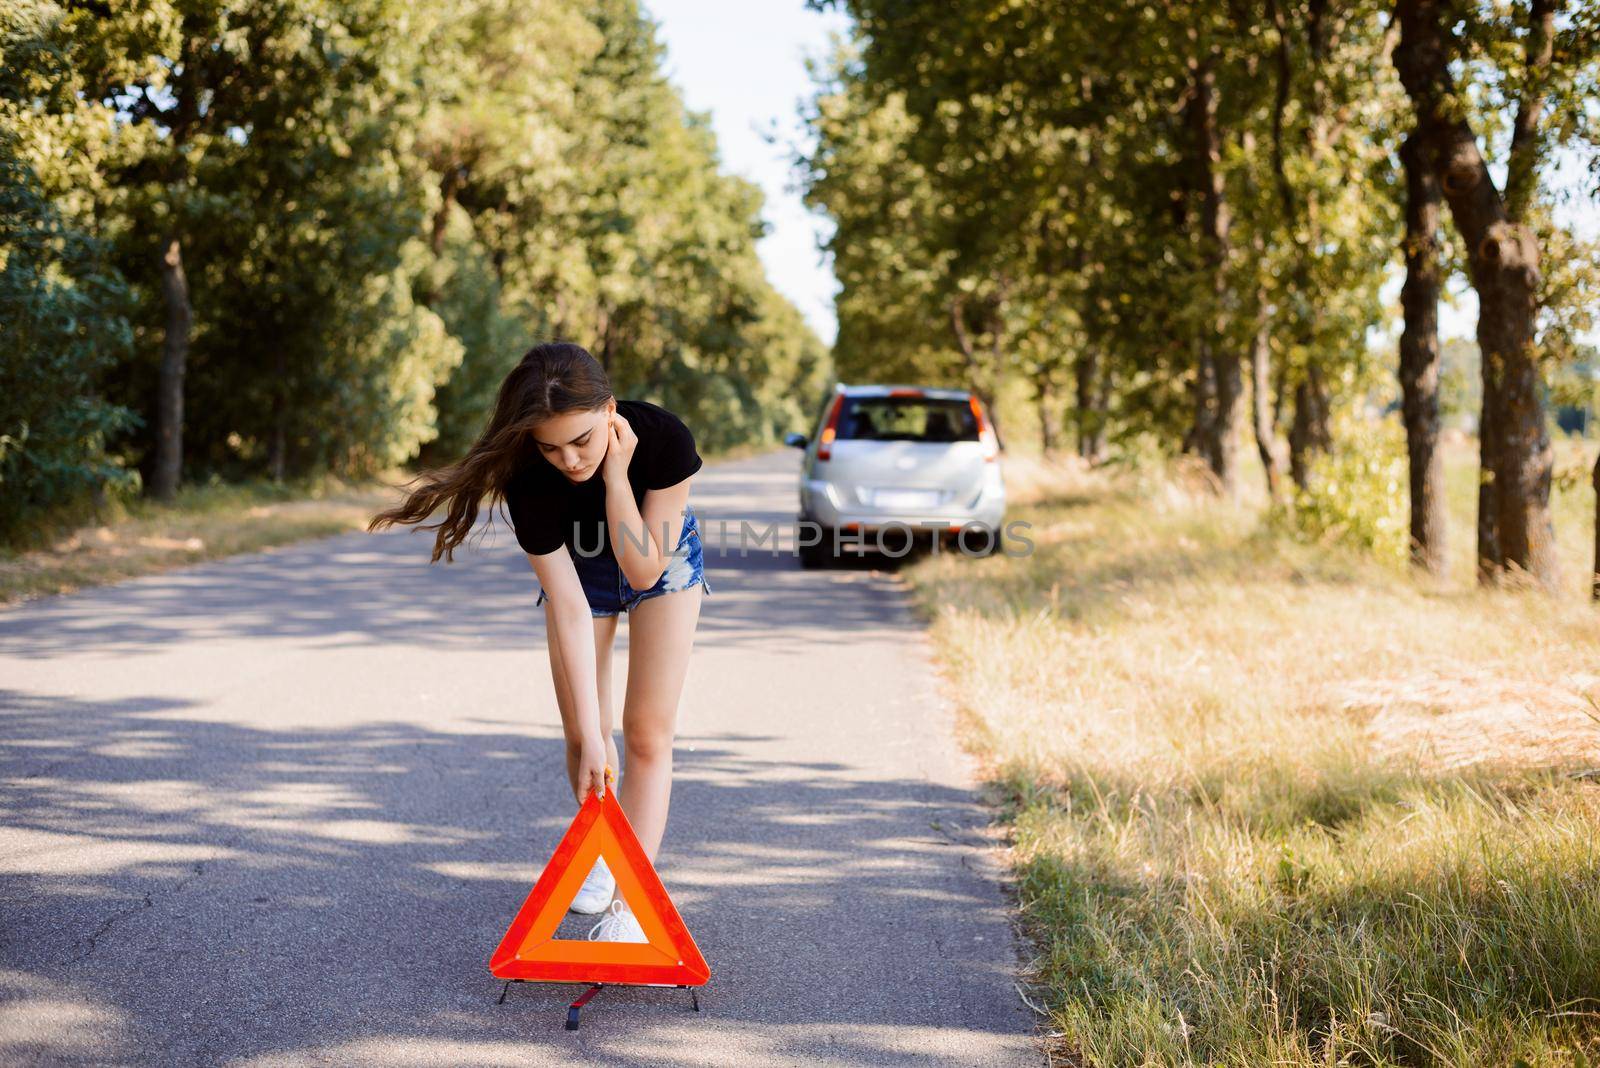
[
  {"left": 1185, "top": 346, "right": 1218, "bottom": 459},
  {"left": 1398, "top": 132, "right": 1448, "bottom": 576},
  {"left": 1394, "top": 0, "right": 1559, "bottom": 589},
  {"left": 151, "top": 228, "right": 191, "bottom": 501},
  {"left": 1249, "top": 299, "right": 1283, "bottom": 499},
  {"left": 1268, "top": 0, "right": 1335, "bottom": 497},
  {"left": 430, "top": 166, "right": 463, "bottom": 258},
  {"left": 1587, "top": 447, "right": 1600, "bottom": 601},
  {"left": 950, "top": 292, "right": 986, "bottom": 414},
  {"left": 983, "top": 281, "right": 1011, "bottom": 447},
  {"left": 950, "top": 289, "right": 1006, "bottom": 445},
  {"left": 1035, "top": 371, "right": 1061, "bottom": 455},
  {"left": 987, "top": 304, "right": 1007, "bottom": 446},
  {"left": 1288, "top": 365, "right": 1331, "bottom": 488},
  {"left": 1087, "top": 360, "right": 1110, "bottom": 462},
  {"left": 269, "top": 344, "right": 288, "bottom": 483},
  {"left": 269, "top": 420, "right": 286, "bottom": 483},
  {"left": 423, "top": 166, "right": 465, "bottom": 306},
  {"left": 1271, "top": 358, "right": 1288, "bottom": 436},
  {"left": 1185, "top": 57, "right": 1242, "bottom": 492},
  {"left": 1477, "top": 382, "right": 1503, "bottom": 581},
  {"left": 1076, "top": 348, "right": 1110, "bottom": 462},
  {"left": 1592, "top": 449, "right": 1599, "bottom": 600},
  {"left": 1073, "top": 346, "right": 1100, "bottom": 459}
]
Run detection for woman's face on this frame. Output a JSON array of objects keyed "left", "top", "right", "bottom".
[{"left": 531, "top": 401, "right": 614, "bottom": 483}]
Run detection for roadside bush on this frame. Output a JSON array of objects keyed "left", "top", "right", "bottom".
[
  {"left": 0, "top": 124, "right": 138, "bottom": 548},
  {"left": 1274, "top": 412, "right": 1410, "bottom": 567}
]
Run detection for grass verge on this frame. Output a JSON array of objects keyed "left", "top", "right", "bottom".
[
  {"left": 0, "top": 474, "right": 405, "bottom": 608},
  {"left": 902, "top": 447, "right": 1600, "bottom": 1066}
]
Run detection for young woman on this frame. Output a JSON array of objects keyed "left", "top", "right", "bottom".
[{"left": 368, "top": 341, "right": 712, "bottom": 943}]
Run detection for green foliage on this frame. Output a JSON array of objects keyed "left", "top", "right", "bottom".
[
  {"left": 1547, "top": 344, "right": 1599, "bottom": 437},
  {"left": 306, "top": 242, "right": 464, "bottom": 475},
  {"left": 412, "top": 0, "right": 831, "bottom": 465},
  {"left": 803, "top": 0, "right": 1598, "bottom": 559},
  {"left": 2, "top": 0, "right": 827, "bottom": 544},
  {"left": 422, "top": 212, "right": 538, "bottom": 462},
  {"left": 801, "top": 0, "right": 1404, "bottom": 460},
  {"left": 0, "top": 9, "right": 139, "bottom": 544},
  {"left": 1274, "top": 412, "right": 1411, "bottom": 566}
]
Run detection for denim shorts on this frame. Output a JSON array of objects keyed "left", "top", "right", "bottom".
[{"left": 535, "top": 504, "right": 712, "bottom": 618}]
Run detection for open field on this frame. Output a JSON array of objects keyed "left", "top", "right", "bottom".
[{"left": 903, "top": 443, "right": 1600, "bottom": 1066}]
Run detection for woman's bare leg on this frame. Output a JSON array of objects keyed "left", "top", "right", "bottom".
[
  {"left": 616, "top": 584, "right": 703, "bottom": 870},
  {"left": 544, "top": 603, "right": 621, "bottom": 797}
]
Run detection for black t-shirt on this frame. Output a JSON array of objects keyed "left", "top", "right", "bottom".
[{"left": 501, "top": 399, "right": 703, "bottom": 557}]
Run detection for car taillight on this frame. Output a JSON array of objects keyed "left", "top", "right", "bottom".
[
  {"left": 969, "top": 396, "right": 999, "bottom": 462},
  {"left": 816, "top": 394, "right": 845, "bottom": 461}
]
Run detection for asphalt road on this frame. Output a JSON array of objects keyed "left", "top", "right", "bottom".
[{"left": 0, "top": 447, "right": 1042, "bottom": 1066}]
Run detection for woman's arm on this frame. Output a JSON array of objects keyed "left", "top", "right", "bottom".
[
  {"left": 528, "top": 548, "right": 607, "bottom": 798},
  {"left": 606, "top": 473, "right": 691, "bottom": 591},
  {"left": 604, "top": 462, "right": 662, "bottom": 589}
]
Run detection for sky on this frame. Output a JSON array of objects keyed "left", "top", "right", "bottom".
[{"left": 645, "top": 0, "right": 851, "bottom": 347}]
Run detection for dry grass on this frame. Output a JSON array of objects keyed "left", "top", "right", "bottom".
[{"left": 904, "top": 445, "right": 1600, "bottom": 1066}]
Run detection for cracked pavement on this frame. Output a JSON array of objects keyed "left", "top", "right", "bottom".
[{"left": 0, "top": 447, "right": 1042, "bottom": 1066}]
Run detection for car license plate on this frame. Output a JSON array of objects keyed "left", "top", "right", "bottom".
[{"left": 874, "top": 488, "right": 940, "bottom": 509}]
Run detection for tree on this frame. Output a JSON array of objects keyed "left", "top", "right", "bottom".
[
  {"left": 0, "top": 2, "right": 138, "bottom": 539},
  {"left": 66, "top": 0, "right": 425, "bottom": 497},
  {"left": 1398, "top": 132, "right": 1448, "bottom": 575},
  {"left": 1392, "top": 0, "right": 1568, "bottom": 587}
]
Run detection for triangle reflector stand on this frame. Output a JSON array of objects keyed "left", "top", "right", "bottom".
[{"left": 489, "top": 783, "right": 709, "bottom": 1028}]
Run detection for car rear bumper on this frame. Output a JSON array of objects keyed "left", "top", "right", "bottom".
[{"left": 800, "top": 478, "right": 1005, "bottom": 532}]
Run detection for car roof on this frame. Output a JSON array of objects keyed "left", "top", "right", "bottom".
[{"left": 832, "top": 384, "right": 973, "bottom": 401}]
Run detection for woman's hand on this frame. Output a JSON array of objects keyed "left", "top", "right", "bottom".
[
  {"left": 576, "top": 740, "right": 612, "bottom": 804},
  {"left": 600, "top": 411, "right": 637, "bottom": 484}
]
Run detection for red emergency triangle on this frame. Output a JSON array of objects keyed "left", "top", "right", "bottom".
[{"left": 488, "top": 787, "right": 710, "bottom": 986}]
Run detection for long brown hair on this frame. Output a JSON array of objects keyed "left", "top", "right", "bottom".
[{"left": 367, "top": 341, "right": 613, "bottom": 562}]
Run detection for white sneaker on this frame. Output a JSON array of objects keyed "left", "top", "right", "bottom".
[
  {"left": 568, "top": 857, "right": 616, "bottom": 914},
  {"left": 586, "top": 899, "right": 646, "bottom": 943}
]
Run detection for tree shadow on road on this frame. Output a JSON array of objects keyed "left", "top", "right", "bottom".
[
  {"left": 0, "top": 687, "right": 1032, "bottom": 1066},
  {"left": 1, "top": 512, "right": 950, "bottom": 663}
]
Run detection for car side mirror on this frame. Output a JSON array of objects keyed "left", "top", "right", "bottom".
[{"left": 784, "top": 432, "right": 809, "bottom": 449}]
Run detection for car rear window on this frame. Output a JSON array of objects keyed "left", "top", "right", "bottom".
[{"left": 835, "top": 396, "right": 979, "bottom": 443}]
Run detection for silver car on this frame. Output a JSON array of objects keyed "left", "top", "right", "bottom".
[{"left": 784, "top": 384, "right": 1006, "bottom": 567}]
